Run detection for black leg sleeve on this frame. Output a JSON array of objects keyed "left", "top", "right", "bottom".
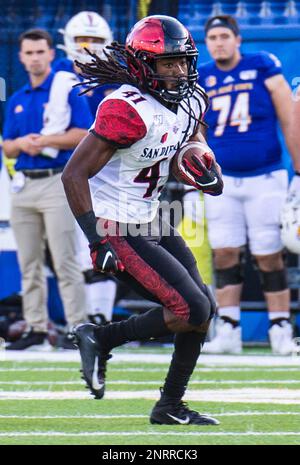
[
  {"left": 95, "top": 307, "right": 171, "bottom": 352},
  {"left": 161, "top": 330, "right": 206, "bottom": 401}
]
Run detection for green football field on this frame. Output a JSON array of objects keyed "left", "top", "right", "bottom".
[{"left": 0, "top": 347, "right": 300, "bottom": 445}]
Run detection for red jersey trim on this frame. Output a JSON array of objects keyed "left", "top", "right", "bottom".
[{"left": 93, "top": 99, "right": 147, "bottom": 147}]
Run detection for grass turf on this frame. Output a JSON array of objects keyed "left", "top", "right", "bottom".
[{"left": 0, "top": 350, "right": 300, "bottom": 445}]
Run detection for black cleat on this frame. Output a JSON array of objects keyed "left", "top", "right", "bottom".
[
  {"left": 72, "top": 323, "right": 111, "bottom": 399},
  {"left": 150, "top": 397, "right": 220, "bottom": 426}
]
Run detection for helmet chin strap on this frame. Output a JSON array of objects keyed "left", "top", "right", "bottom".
[{"left": 160, "top": 82, "right": 188, "bottom": 102}]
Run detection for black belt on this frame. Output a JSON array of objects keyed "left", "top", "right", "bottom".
[{"left": 22, "top": 167, "right": 64, "bottom": 179}]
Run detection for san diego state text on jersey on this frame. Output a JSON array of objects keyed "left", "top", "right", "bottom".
[{"left": 198, "top": 52, "right": 284, "bottom": 177}]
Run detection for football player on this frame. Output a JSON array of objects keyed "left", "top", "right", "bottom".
[
  {"left": 55, "top": 11, "right": 115, "bottom": 115},
  {"left": 198, "top": 15, "right": 298, "bottom": 355},
  {"left": 62, "top": 15, "right": 222, "bottom": 425}
]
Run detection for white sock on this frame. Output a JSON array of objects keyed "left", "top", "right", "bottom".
[
  {"left": 86, "top": 280, "right": 117, "bottom": 322},
  {"left": 218, "top": 306, "right": 241, "bottom": 322},
  {"left": 269, "top": 311, "right": 290, "bottom": 322}
]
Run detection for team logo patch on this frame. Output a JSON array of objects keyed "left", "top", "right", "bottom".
[
  {"left": 173, "top": 125, "right": 179, "bottom": 134},
  {"left": 239, "top": 70, "right": 257, "bottom": 80},
  {"left": 160, "top": 133, "right": 168, "bottom": 143},
  {"left": 87, "top": 13, "right": 95, "bottom": 26},
  {"left": 297, "top": 226, "right": 300, "bottom": 240},
  {"left": 205, "top": 75, "right": 217, "bottom": 87},
  {"left": 14, "top": 104, "right": 23, "bottom": 113}
]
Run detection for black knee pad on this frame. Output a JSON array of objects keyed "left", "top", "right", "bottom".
[
  {"left": 257, "top": 269, "right": 288, "bottom": 293},
  {"left": 215, "top": 264, "right": 244, "bottom": 289}
]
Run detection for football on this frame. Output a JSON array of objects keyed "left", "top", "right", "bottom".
[{"left": 171, "top": 141, "right": 214, "bottom": 187}]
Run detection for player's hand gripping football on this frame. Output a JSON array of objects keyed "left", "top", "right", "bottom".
[
  {"left": 182, "top": 152, "right": 224, "bottom": 196},
  {"left": 89, "top": 238, "right": 124, "bottom": 274}
]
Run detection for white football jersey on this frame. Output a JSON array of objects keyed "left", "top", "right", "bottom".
[{"left": 89, "top": 84, "right": 206, "bottom": 224}]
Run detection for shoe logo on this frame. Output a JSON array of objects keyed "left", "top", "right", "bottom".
[
  {"left": 87, "top": 336, "right": 96, "bottom": 344},
  {"left": 167, "top": 413, "right": 190, "bottom": 425},
  {"left": 102, "top": 251, "right": 113, "bottom": 269},
  {"left": 92, "top": 356, "right": 103, "bottom": 390}
]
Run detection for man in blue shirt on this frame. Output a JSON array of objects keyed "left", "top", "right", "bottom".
[
  {"left": 3, "top": 29, "right": 93, "bottom": 350},
  {"left": 198, "top": 15, "right": 297, "bottom": 355}
]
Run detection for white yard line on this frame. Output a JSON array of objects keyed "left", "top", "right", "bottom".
[
  {"left": 0, "top": 431, "right": 300, "bottom": 437},
  {"left": 0, "top": 388, "right": 300, "bottom": 403},
  {"left": 0, "top": 411, "right": 299, "bottom": 420},
  {"left": 2, "top": 351, "right": 300, "bottom": 366},
  {"left": 1, "top": 379, "right": 300, "bottom": 386},
  {"left": 0, "top": 414, "right": 148, "bottom": 419},
  {"left": 0, "top": 368, "right": 79, "bottom": 372},
  {"left": 1, "top": 367, "right": 299, "bottom": 373}
]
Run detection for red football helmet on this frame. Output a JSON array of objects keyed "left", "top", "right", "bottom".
[{"left": 125, "top": 15, "right": 198, "bottom": 103}]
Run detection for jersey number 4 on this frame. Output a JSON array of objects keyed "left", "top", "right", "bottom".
[
  {"left": 134, "top": 159, "right": 166, "bottom": 198},
  {"left": 212, "top": 92, "right": 252, "bottom": 137}
]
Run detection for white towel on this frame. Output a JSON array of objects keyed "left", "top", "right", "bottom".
[{"left": 41, "top": 71, "right": 79, "bottom": 158}]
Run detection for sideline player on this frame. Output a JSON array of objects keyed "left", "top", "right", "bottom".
[
  {"left": 55, "top": 11, "right": 115, "bottom": 115},
  {"left": 198, "top": 15, "right": 297, "bottom": 355},
  {"left": 54, "top": 11, "right": 118, "bottom": 325},
  {"left": 62, "top": 15, "right": 223, "bottom": 425}
]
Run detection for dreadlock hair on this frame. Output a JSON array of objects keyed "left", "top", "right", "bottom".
[
  {"left": 74, "top": 41, "right": 210, "bottom": 131},
  {"left": 73, "top": 42, "right": 142, "bottom": 95}
]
